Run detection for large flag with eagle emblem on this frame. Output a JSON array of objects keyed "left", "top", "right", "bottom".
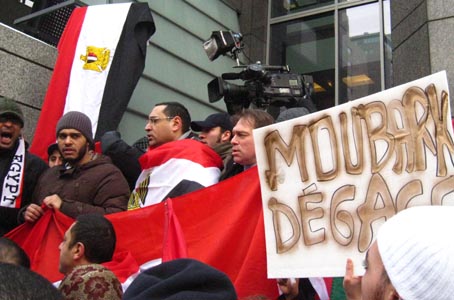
[{"left": 30, "top": 2, "right": 155, "bottom": 160}]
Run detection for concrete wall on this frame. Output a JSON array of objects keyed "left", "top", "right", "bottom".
[
  {"left": 0, "top": 23, "right": 57, "bottom": 143},
  {"left": 391, "top": 0, "right": 454, "bottom": 112},
  {"left": 224, "top": 0, "right": 269, "bottom": 64}
]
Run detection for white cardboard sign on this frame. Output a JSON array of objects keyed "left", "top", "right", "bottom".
[{"left": 253, "top": 71, "right": 454, "bottom": 278}]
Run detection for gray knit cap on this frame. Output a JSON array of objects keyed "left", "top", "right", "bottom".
[
  {"left": 276, "top": 107, "right": 310, "bottom": 123},
  {"left": 56, "top": 111, "right": 94, "bottom": 145}
]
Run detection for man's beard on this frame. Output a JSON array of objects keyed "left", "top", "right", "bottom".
[{"left": 65, "top": 144, "right": 88, "bottom": 165}]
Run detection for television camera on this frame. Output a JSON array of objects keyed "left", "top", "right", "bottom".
[{"left": 203, "top": 30, "right": 316, "bottom": 118}]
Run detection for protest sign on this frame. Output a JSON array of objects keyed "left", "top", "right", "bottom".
[{"left": 254, "top": 71, "right": 454, "bottom": 278}]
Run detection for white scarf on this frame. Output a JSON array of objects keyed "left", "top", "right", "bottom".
[{"left": 1, "top": 137, "right": 25, "bottom": 208}]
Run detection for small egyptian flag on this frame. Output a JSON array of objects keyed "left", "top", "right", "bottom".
[{"left": 128, "top": 139, "right": 223, "bottom": 209}]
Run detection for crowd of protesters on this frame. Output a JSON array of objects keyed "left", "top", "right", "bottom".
[
  {"left": 0, "top": 95, "right": 453, "bottom": 300},
  {"left": 0, "top": 95, "right": 277, "bottom": 299}
]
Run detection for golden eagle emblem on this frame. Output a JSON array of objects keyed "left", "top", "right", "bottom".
[{"left": 80, "top": 46, "right": 110, "bottom": 72}]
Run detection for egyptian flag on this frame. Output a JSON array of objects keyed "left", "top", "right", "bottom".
[
  {"left": 128, "top": 139, "right": 223, "bottom": 209},
  {"left": 6, "top": 167, "right": 347, "bottom": 299},
  {"left": 30, "top": 3, "right": 155, "bottom": 160},
  {"left": 6, "top": 167, "right": 278, "bottom": 297}
]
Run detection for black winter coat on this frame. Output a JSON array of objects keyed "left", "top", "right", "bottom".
[{"left": 0, "top": 142, "right": 48, "bottom": 235}]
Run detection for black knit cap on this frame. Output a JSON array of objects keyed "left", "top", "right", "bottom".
[
  {"left": 56, "top": 111, "right": 94, "bottom": 145},
  {"left": 123, "top": 258, "right": 237, "bottom": 300}
]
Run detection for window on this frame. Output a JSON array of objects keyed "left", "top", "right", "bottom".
[
  {"left": 269, "top": 0, "right": 392, "bottom": 109},
  {"left": 269, "top": 13, "right": 335, "bottom": 110},
  {"left": 338, "top": 2, "right": 381, "bottom": 104},
  {"left": 271, "top": 0, "right": 334, "bottom": 18}
]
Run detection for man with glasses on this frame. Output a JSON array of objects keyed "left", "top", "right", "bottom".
[
  {"left": 145, "top": 102, "right": 195, "bottom": 148},
  {"left": 102, "top": 102, "right": 197, "bottom": 189},
  {"left": 102, "top": 102, "right": 222, "bottom": 208},
  {"left": 0, "top": 96, "right": 48, "bottom": 235}
]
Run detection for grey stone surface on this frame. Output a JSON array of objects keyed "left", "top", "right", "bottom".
[
  {"left": 0, "top": 24, "right": 57, "bottom": 69},
  {"left": 428, "top": 17, "right": 454, "bottom": 112},
  {"left": 21, "top": 105, "right": 42, "bottom": 144},
  {"left": 1, "top": 25, "right": 56, "bottom": 142},
  {"left": 391, "top": 1, "right": 428, "bottom": 48},
  {"left": 392, "top": 24, "right": 431, "bottom": 87},
  {"left": 392, "top": 0, "right": 454, "bottom": 112},
  {"left": 427, "top": 0, "right": 454, "bottom": 20},
  {"left": 251, "top": 0, "right": 268, "bottom": 29},
  {"left": 391, "top": 0, "right": 426, "bottom": 29},
  {"left": 225, "top": 0, "right": 268, "bottom": 64},
  {"left": 246, "top": 27, "right": 267, "bottom": 64},
  {"left": 0, "top": 52, "right": 52, "bottom": 108}
]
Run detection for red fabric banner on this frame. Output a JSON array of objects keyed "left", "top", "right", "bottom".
[
  {"left": 162, "top": 198, "right": 188, "bottom": 262},
  {"left": 6, "top": 168, "right": 279, "bottom": 299}
]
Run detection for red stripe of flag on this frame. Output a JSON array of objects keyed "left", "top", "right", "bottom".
[
  {"left": 162, "top": 198, "right": 188, "bottom": 262},
  {"left": 30, "top": 7, "right": 87, "bottom": 160}
]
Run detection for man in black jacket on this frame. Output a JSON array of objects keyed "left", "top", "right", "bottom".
[{"left": 0, "top": 96, "right": 48, "bottom": 235}]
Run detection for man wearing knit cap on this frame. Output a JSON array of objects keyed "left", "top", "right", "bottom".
[
  {"left": 0, "top": 96, "right": 48, "bottom": 235},
  {"left": 22, "top": 111, "right": 130, "bottom": 223},
  {"left": 123, "top": 258, "right": 237, "bottom": 300},
  {"left": 343, "top": 205, "right": 454, "bottom": 300}
]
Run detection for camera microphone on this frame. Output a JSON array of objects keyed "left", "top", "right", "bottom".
[{"left": 221, "top": 73, "right": 241, "bottom": 80}]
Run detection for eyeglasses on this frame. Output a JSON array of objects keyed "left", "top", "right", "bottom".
[{"left": 147, "top": 116, "right": 174, "bottom": 125}]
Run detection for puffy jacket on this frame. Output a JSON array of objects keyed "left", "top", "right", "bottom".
[{"left": 31, "top": 154, "right": 129, "bottom": 218}]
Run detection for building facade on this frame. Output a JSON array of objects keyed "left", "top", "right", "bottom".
[
  {"left": 1, "top": 0, "right": 453, "bottom": 144},
  {"left": 242, "top": 0, "right": 453, "bottom": 113}
]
